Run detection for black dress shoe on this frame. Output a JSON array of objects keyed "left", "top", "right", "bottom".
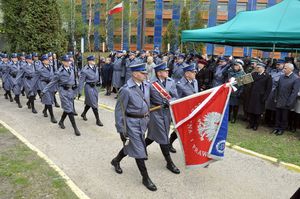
[
  {"left": 276, "top": 130, "right": 284, "bottom": 136},
  {"left": 32, "top": 108, "right": 38, "bottom": 114},
  {"left": 169, "top": 145, "right": 176, "bottom": 153},
  {"left": 166, "top": 162, "right": 180, "bottom": 174},
  {"left": 73, "top": 112, "right": 78, "bottom": 116},
  {"left": 58, "top": 121, "right": 65, "bottom": 129},
  {"left": 18, "top": 103, "right": 22, "bottom": 108},
  {"left": 74, "top": 128, "right": 81, "bottom": 136},
  {"left": 142, "top": 177, "right": 157, "bottom": 191},
  {"left": 96, "top": 120, "right": 104, "bottom": 126},
  {"left": 246, "top": 124, "right": 252, "bottom": 129},
  {"left": 26, "top": 101, "right": 31, "bottom": 109},
  {"left": 54, "top": 103, "right": 60, "bottom": 108},
  {"left": 51, "top": 117, "right": 57, "bottom": 124},
  {"left": 81, "top": 113, "right": 87, "bottom": 121},
  {"left": 111, "top": 158, "right": 122, "bottom": 174},
  {"left": 271, "top": 129, "right": 279, "bottom": 134},
  {"left": 43, "top": 110, "right": 48, "bottom": 117}
]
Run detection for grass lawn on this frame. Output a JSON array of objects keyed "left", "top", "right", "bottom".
[
  {"left": 0, "top": 125, "right": 78, "bottom": 199},
  {"left": 227, "top": 121, "right": 300, "bottom": 166}
]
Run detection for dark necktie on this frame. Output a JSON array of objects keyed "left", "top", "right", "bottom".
[
  {"left": 162, "top": 80, "right": 166, "bottom": 87},
  {"left": 191, "top": 81, "right": 194, "bottom": 88},
  {"left": 139, "top": 84, "right": 144, "bottom": 93}
]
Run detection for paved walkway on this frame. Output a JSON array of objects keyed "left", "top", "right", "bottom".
[{"left": 0, "top": 90, "right": 299, "bottom": 199}]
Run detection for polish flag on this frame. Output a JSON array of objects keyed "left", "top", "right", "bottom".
[{"left": 108, "top": 2, "right": 123, "bottom": 15}]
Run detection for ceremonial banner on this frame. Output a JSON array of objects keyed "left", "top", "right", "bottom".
[{"left": 170, "top": 84, "right": 232, "bottom": 167}]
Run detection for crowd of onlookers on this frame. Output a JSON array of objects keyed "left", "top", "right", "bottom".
[{"left": 96, "top": 50, "right": 300, "bottom": 135}]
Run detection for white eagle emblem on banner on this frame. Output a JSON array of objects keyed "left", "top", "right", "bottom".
[{"left": 197, "top": 112, "right": 222, "bottom": 141}]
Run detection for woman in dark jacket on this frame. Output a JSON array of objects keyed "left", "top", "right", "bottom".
[
  {"left": 196, "top": 59, "right": 211, "bottom": 91},
  {"left": 102, "top": 57, "right": 113, "bottom": 95}
]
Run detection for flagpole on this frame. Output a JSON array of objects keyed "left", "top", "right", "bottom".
[{"left": 121, "top": 2, "right": 124, "bottom": 50}]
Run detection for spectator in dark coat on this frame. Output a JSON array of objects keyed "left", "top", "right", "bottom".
[
  {"left": 102, "top": 57, "right": 113, "bottom": 96},
  {"left": 272, "top": 63, "right": 299, "bottom": 135},
  {"left": 246, "top": 62, "right": 272, "bottom": 131},
  {"left": 195, "top": 59, "right": 211, "bottom": 91}
]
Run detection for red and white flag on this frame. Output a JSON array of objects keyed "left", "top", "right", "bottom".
[
  {"left": 108, "top": 2, "right": 123, "bottom": 15},
  {"left": 170, "top": 84, "right": 232, "bottom": 168}
]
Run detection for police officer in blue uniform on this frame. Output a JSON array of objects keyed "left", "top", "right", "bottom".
[
  {"left": 111, "top": 63, "right": 157, "bottom": 191},
  {"left": 145, "top": 62, "right": 180, "bottom": 174},
  {"left": 78, "top": 55, "right": 103, "bottom": 127},
  {"left": 112, "top": 50, "right": 125, "bottom": 94},
  {"left": 169, "top": 63, "right": 199, "bottom": 153},
  {"left": 171, "top": 54, "right": 186, "bottom": 82},
  {"left": 35, "top": 54, "right": 57, "bottom": 123},
  {"left": 10, "top": 53, "right": 23, "bottom": 108},
  {"left": 124, "top": 51, "right": 141, "bottom": 82},
  {"left": 15, "top": 54, "right": 38, "bottom": 113},
  {"left": 43, "top": 55, "right": 80, "bottom": 136},
  {"left": 48, "top": 52, "right": 60, "bottom": 108},
  {"left": 0, "top": 54, "right": 13, "bottom": 102}
]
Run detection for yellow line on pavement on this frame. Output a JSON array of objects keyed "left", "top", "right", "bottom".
[{"left": 0, "top": 120, "right": 91, "bottom": 199}]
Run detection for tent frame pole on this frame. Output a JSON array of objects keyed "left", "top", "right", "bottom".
[{"left": 271, "top": 43, "right": 276, "bottom": 64}]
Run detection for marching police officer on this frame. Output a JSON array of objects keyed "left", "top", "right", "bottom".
[
  {"left": 78, "top": 55, "right": 104, "bottom": 127},
  {"left": 169, "top": 63, "right": 199, "bottom": 153},
  {"left": 111, "top": 63, "right": 157, "bottom": 191},
  {"left": 145, "top": 62, "right": 180, "bottom": 174},
  {"left": 42, "top": 55, "right": 81, "bottom": 136},
  {"left": 15, "top": 54, "right": 38, "bottom": 113},
  {"left": 35, "top": 54, "right": 57, "bottom": 123},
  {"left": 10, "top": 53, "right": 23, "bottom": 108},
  {"left": 0, "top": 54, "right": 14, "bottom": 102}
]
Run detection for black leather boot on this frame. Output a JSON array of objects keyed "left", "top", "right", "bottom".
[
  {"left": 68, "top": 113, "right": 81, "bottom": 136},
  {"left": 81, "top": 105, "right": 90, "bottom": 121},
  {"left": 15, "top": 95, "right": 22, "bottom": 108},
  {"left": 169, "top": 131, "right": 178, "bottom": 153},
  {"left": 160, "top": 144, "right": 180, "bottom": 174},
  {"left": 92, "top": 108, "right": 103, "bottom": 126},
  {"left": 136, "top": 159, "right": 157, "bottom": 191},
  {"left": 48, "top": 105, "right": 57, "bottom": 123},
  {"left": 53, "top": 94, "right": 60, "bottom": 107},
  {"left": 42, "top": 106, "right": 48, "bottom": 117},
  {"left": 30, "top": 96, "right": 37, "bottom": 114},
  {"left": 58, "top": 112, "right": 67, "bottom": 129},
  {"left": 26, "top": 100, "right": 31, "bottom": 109},
  {"left": 111, "top": 149, "right": 126, "bottom": 174}
]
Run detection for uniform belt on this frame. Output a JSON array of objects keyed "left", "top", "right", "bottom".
[
  {"left": 126, "top": 112, "right": 149, "bottom": 118},
  {"left": 86, "top": 82, "right": 97, "bottom": 87},
  {"left": 42, "top": 80, "right": 50, "bottom": 84},
  {"left": 60, "top": 85, "right": 74, "bottom": 90}
]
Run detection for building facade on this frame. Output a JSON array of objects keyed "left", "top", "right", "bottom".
[{"left": 79, "top": 0, "right": 286, "bottom": 58}]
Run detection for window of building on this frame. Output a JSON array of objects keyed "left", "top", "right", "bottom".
[
  {"left": 216, "top": 20, "right": 225, "bottom": 25},
  {"left": 146, "top": 18, "right": 154, "bottom": 27},
  {"left": 256, "top": 3, "right": 267, "bottom": 10},
  {"left": 146, "top": 1, "right": 155, "bottom": 11},
  {"left": 236, "top": 2, "right": 247, "bottom": 13},
  {"left": 218, "top": 2, "right": 228, "bottom": 15},
  {"left": 200, "top": 2, "right": 210, "bottom": 11},
  {"left": 145, "top": 36, "right": 154, "bottom": 44},
  {"left": 163, "top": 1, "right": 173, "bottom": 10},
  {"left": 130, "top": 35, "right": 137, "bottom": 43},
  {"left": 163, "top": 19, "right": 170, "bottom": 26},
  {"left": 114, "top": 35, "right": 121, "bottom": 43}
]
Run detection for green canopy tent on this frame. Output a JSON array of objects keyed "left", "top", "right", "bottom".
[{"left": 182, "top": 0, "right": 300, "bottom": 49}]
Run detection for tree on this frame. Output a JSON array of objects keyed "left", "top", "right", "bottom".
[
  {"left": 178, "top": 6, "right": 190, "bottom": 53},
  {"left": 162, "top": 21, "right": 177, "bottom": 53},
  {"left": 1, "top": 0, "right": 67, "bottom": 54},
  {"left": 191, "top": 10, "right": 205, "bottom": 54}
]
